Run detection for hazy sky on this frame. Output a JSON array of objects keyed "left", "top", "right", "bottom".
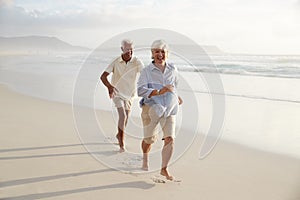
[{"left": 0, "top": 0, "right": 299, "bottom": 54}]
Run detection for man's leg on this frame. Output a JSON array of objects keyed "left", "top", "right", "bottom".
[
  {"left": 116, "top": 107, "right": 127, "bottom": 152},
  {"left": 161, "top": 136, "right": 174, "bottom": 180},
  {"left": 125, "top": 109, "right": 130, "bottom": 126}
]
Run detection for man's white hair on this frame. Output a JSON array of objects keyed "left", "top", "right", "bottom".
[{"left": 121, "top": 39, "right": 133, "bottom": 48}]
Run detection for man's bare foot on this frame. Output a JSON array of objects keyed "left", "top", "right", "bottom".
[
  {"left": 160, "top": 168, "right": 174, "bottom": 181},
  {"left": 116, "top": 133, "right": 124, "bottom": 151},
  {"left": 119, "top": 147, "right": 125, "bottom": 153}
]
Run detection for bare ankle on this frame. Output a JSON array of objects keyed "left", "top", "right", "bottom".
[
  {"left": 160, "top": 168, "right": 173, "bottom": 180},
  {"left": 142, "top": 154, "right": 149, "bottom": 170},
  {"left": 116, "top": 133, "right": 124, "bottom": 149}
]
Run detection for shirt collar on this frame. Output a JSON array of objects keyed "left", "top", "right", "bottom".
[
  {"left": 150, "top": 62, "right": 170, "bottom": 71},
  {"left": 118, "top": 56, "right": 134, "bottom": 63}
]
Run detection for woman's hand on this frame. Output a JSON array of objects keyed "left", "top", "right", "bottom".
[
  {"left": 159, "top": 84, "right": 174, "bottom": 95},
  {"left": 178, "top": 96, "right": 183, "bottom": 105}
]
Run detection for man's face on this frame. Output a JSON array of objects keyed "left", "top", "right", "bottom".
[
  {"left": 121, "top": 43, "right": 133, "bottom": 60},
  {"left": 152, "top": 48, "right": 168, "bottom": 65}
]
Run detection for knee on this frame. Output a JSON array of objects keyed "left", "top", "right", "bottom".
[
  {"left": 143, "top": 136, "right": 157, "bottom": 144},
  {"left": 164, "top": 136, "right": 174, "bottom": 145}
]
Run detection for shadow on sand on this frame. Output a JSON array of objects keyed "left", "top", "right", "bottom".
[
  {"left": 0, "top": 143, "right": 115, "bottom": 153},
  {"left": 0, "top": 169, "right": 114, "bottom": 187},
  {"left": 0, "top": 142, "right": 120, "bottom": 160},
  {"left": 3, "top": 181, "right": 155, "bottom": 200}
]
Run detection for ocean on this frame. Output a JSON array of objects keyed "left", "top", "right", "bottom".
[{"left": 182, "top": 54, "right": 300, "bottom": 78}]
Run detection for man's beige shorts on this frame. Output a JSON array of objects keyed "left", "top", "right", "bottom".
[
  {"left": 141, "top": 105, "right": 176, "bottom": 144},
  {"left": 113, "top": 96, "right": 132, "bottom": 110}
]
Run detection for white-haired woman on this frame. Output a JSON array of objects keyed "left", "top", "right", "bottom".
[{"left": 137, "top": 40, "right": 183, "bottom": 180}]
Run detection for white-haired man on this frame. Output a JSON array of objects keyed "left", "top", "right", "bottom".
[{"left": 101, "top": 39, "right": 144, "bottom": 152}]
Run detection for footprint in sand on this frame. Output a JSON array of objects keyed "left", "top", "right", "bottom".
[{"left": 151, "top": 176, "right": 182, "bottom": 184}]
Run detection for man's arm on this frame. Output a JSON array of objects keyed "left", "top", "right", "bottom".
[{"left": 100, "top": 71, "right": 117, "bottom": 98}]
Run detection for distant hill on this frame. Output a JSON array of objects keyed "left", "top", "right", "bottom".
[{"left": 0, "top": 36, "right": 90, "bottom": 55}]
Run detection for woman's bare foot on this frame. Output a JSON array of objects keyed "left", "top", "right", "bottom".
[
  {"left": 142, "top": 156, "right": 149, "bottom": 171},
  {"left": 142, "top": 160, "right": 149, "bottom": 170},
  {"left": 160, "top": 168, "right": 174, "bottom": 181}
]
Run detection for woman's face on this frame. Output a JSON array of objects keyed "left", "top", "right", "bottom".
[{"left": 152, "top": 48, "right": 168, "bottom": 65}]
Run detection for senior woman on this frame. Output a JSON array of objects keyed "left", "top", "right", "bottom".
[{"left": 137, "top": 40, "right": 183, "bottom": 180}]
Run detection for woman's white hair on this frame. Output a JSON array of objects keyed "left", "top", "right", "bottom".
[{"left": 151, "top": 39, "right": 168, "bottom": 51}]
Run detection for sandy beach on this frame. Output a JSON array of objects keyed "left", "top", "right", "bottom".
[{"left": 0, "top": 84, "right": 299, "bottom": 200}]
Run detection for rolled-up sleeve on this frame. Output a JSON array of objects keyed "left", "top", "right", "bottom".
[{"left": 137, "top": 67, "right": 154, "bottom": 98}]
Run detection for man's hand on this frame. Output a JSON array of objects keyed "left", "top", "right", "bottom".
[
  {"left": 108, "top": 85, "right": 118, "bottom": 98},
  {"left": 101, "top": 71, "right": 118, "bottom": 98}
]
